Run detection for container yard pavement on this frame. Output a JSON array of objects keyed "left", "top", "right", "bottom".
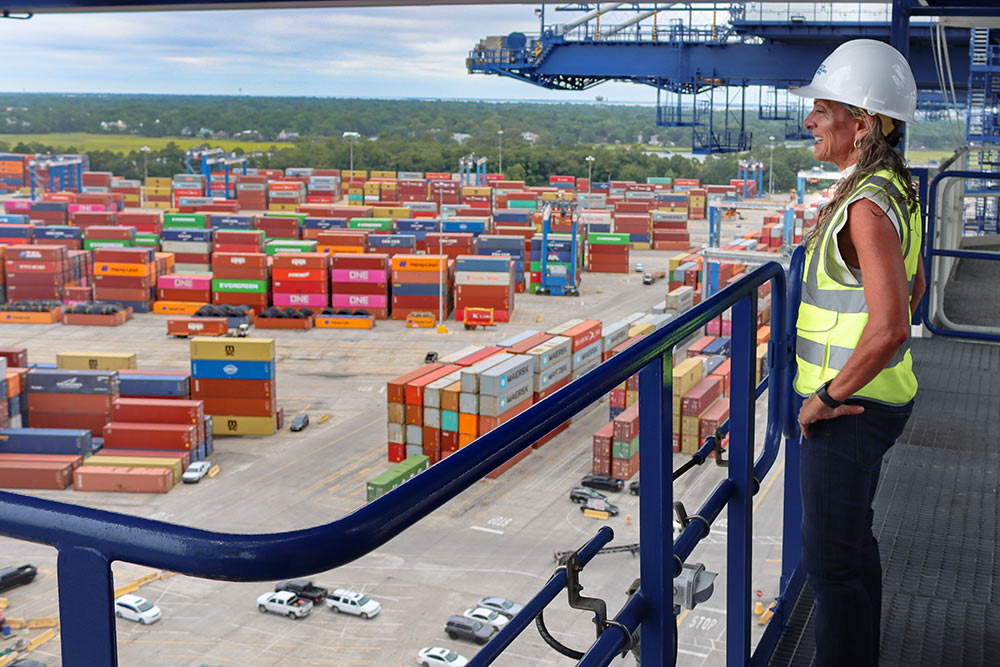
[{"left": 0, "top": 251, "right": 784, "bottom": 667}]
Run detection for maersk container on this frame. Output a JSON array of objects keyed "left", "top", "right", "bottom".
[
  {"left": 190, "top": 359, "right": 275, "bottom": 381},
  {"left": 366, "top": 454, "right": 430, "bottom": 502},
  {"left": 27, "top": 369, "right": 119, "bottom": 395},
  {"left": 478, "top": 379, "right": 533, "bottom": 418},
  {"left": 459, "top": 353, "right": 513, "bottom": 394},
  {"left": 478, "top": 355, "right": 536, "bottom": 396},
  {"left": 117, "top": 374, "right": 190, "bottom": 398},
  {"left": 0, "top": 428, "right": 93, "bottom": 456}
]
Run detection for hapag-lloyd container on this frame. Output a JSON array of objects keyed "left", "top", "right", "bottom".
[{"left": 27, "top": 369, "right": 118, "bottom": 395}]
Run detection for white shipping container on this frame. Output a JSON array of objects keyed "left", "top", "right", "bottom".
[{"left": 460, "top": 353, "right": 513, "bottom": 393}]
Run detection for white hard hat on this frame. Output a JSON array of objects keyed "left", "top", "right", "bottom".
[{"left": 790, "top": 39, "right": 918, "bottom": 124}]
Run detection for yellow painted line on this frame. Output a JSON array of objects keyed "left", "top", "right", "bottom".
[
  {"left": 677, "top": 608, "right": 690, "bottom": 626},
  {"left": 765, "top": 558, "right": 782, "bottom": 563},
  {"left": 753, "top": 460, "right": 785, "bottom": 513}
]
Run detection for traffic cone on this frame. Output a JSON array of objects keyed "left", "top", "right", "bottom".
[{"left": 625, "top": 514, "right": 632, "bottom": 526}]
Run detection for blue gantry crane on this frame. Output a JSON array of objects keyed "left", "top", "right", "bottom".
[
  {"left": 467, "top": 2, "right": 972, "bottom": 153},
  {"left": 184, "top": 146, "right": 248, "bottom": 198}
]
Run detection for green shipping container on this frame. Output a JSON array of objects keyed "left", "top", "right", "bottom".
[
  {"left": 647, "top": 176, "right": 673, "bottom": 185},
  {"left": 441, "top": 410, "right": 459, "bottom": 432},
  {"left": 529, "top": 260, "right": 573, "bottom": 273},
  {"left": 611, "top": 435, "right": 640, "bottom": 460},
  {"left": 265, "top": 240, "right": 317, "bottom": 255},
  {"left": 366, "top": 455, "right": 430, "bottom": 502},
  {"left": 508, "top": 200, "right": 537, "bottom": 211},
  {"left": 211, "top": 278, "right": 268, "bottom": 294},
  {"left": 263, "top": 211, "right": 306, "bottom": 222},
  {"left": 589, "top": 233, "right": 630, "bottom": 245},
  {"left": 163, "top": 213, "right": 208, "bottom": 229},
  {"left": 348, "top": 218, "right": 393, "bottom": 231},
  {"left": 135, "top": 234, "right": 160, "bottom": 248},
  {"left": 83, "top": 239, "right": 133, "bottom": 250}
]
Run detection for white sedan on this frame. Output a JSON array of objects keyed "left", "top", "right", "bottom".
[
  {"left": 257, "top": 590, "right": 312, "bottom": 618},
  {"left": 463, "top": 606, "right": 509, "bottom": 629},
  {"left": 114, "top": 594, "right": 161, "bottom": 625},
  {"left": 416, "top": 646, "right": 468, "bottom": 667},
  {"left": 182, "top": 461, "right": 212, "bottom": 483}
]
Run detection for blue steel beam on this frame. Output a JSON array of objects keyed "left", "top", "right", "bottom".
[{"left": 470, "top": 40, "right": 970, "bottom": 94}]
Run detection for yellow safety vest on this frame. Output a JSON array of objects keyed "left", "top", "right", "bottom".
[{"left": 794, "top": 169, "right": 921, "bottom": 405}]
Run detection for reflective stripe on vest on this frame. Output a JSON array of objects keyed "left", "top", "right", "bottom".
[{"left": 794, "top": 169, "right": 921, "bottom": 405}]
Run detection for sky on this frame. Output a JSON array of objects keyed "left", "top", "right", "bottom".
[{"left": 0, "top": 4, "right": 660, "bottom": 103}]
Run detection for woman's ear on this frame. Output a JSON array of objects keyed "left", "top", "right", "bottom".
[{"left": 855, "top": 113, "right": 876, "bottom": 145}]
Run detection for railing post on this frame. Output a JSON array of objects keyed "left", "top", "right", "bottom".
[
  {"left": 57, "top": 546, "right": 117, "bottom": 667},
  {"left": 728, "top": 294, "right": 757, "bottom": 667},
  {"left": 638, "top": 350, "right": 673, "bottom": 667}
]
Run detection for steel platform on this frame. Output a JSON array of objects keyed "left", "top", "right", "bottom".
[{"left": 768, "top": 336, "right": 1000, "bottom": 667}]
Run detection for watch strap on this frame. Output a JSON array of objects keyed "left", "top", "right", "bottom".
[{"left": 816, "top": 380, "right": 842, "bottom": 409}]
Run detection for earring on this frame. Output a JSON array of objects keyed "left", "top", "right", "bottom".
[{"left": 853, "top": 138, "right": 861, "bottom": 150}]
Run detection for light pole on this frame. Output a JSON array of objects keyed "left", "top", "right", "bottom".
[
  {"left": 342, "top": 131, "right": 360, "bottom": 174},
  {"left": 497, "top": 130, "right": 504, "bottom": 175},
  {"left": 768, "top": 135, "right": 775, "bottom": 196},
  {"left": 585, "top": 155, "right": 595, "bottom": 194}
]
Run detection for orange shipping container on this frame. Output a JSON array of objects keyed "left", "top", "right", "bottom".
[{"left": 73, "top": 466, "right": 174, "bottom": 493}]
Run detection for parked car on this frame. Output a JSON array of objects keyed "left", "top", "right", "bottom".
[
  {"left": 463, "top": 607, "right": 508, "bottom": 629},
  {"left": 579, "top": 502, "right": 620, "bottom": 516},
  {"left": 114, "top": 594, "right": 161, "bottom": 625},
  {"left": 569, "top": 487, "right": 607, "bottom": 504},
  {"left": 182, "top": 461, "right": 212, "bottom": 484},
  {"left": 325, "top": 588, "right": 381, "bottom": 618},
  {"left": 290, "top": 413, "right": 310, "bottom": 432},
  {"left": 476, "top": 596, "right": 523, "bottom": 620},
  {"left": 275, "top": 578, "right": 328, "bottom": 603},
  {"left": 416, "top": 646, "right": 468, "bottom": 667},
  {"left": 0, "top": 564, "right": 36, "bottom": 593},
  {"left": 634, "top": 263, "right": 644, "bottom": 273},
  {"left": 257, "top": 591, "right": 312, "bottom": 618},
  {"left": 629, "top": 480, "right": 639, "bottom": 495},
  {"left": 580, "top": 474, "right": 625, "bottom": 493},
  {"left": 445, "top": 615, "right": 495, "bottom": 645}
]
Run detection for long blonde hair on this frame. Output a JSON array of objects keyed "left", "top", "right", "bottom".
[{"left": 806, "top": 106, "right": 919, "bottom": 249}]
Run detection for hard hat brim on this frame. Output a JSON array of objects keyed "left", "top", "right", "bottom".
[{"left": 787, "top": 85, "right": 917, "bottom": 124}]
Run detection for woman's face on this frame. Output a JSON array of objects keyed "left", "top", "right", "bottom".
[{"left": 802, "top": 99, "right": 863, "bottom": 170}]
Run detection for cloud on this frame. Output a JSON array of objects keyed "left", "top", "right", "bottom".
[{"left": 0, "top": 5, "right": 658, "bottom": 102}]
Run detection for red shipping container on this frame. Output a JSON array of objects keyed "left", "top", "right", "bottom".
[
  {"left": 612, "top": 403, "right": 640, "bottom": 441},
  {"left": 386, "top": 363, "right": 442, "bottom": 404},
  {"left": 405, "top": 365, "right": 462, "bottom": 405},
  {"left": 563, "top": 319, "right": 602, "bottom": 352},
  {"left": 102, "top": 422, "right": 196, "bottom": 450},
  {"left": 699, "top": 397, "right": 731, "bottom": 441},
  {"left": 212, "top": 252, "right": 268, "bottom": 270},
  {"left": 387, "top": 442, "right": 405, "bottom": 463},
  {"left": 592, "top": 421, "right": 614, "bottom": 458},
  {"left": 0, "top": 460, "right": 75, "bottom": 489},
  {"left": 441, "top": 429, "right": 459, "bottom": 452},
  {"left": 190, "top": 378, "right": 274, "bottom": 399},
  {"left": 422, "top": 426, "right": 440, "bottom": 450},
  {"left": 477, "top": 394, "right": 533, "bottom": 433},
  {"left": 682, "top": 377, "right": 724, "bottom": 416},
  {"left": 73, "top": 466, "right": 173, "bottom": 493},
  {"left": 272, "top": 253, "right": 329, "bottom": 270},
  {"left": 485, "top": 447, "right": 530, "bottom": 479},
  {"left": 27, "top": 411, "right": 109, "bottom": 433},
  {"left": 404, "top": 403, "right": 422, "bottom": 426},
  {"left": 592, "top": 455, "right": 611, "bottom": 476},
  {"left": 422, "top": 443, "right": 441, "bottom": 465},
  {"left": 200, "top": 397, "right": 276, "bottom": 417},
  {"left": 532, "top": 419, "right": 569, "bottom": 449},
  {"left": 610, "top": 452, "right": 639, "bottom": 480},
  {"left": 29, "top": 393, "right": 115, "bottom": 413},
  {"left": 112, "top": 398, "right": 203, "bottom": 426}
]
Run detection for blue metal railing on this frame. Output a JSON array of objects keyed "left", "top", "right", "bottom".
[
  {"left": 921, "top": 169, "right": 1000, "bottom": 342},
  {"left": 0, "top": 259, "right": 797, "bottom": 666}
]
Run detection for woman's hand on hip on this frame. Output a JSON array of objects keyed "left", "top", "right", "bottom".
[{"left": 798, "top": 394, "right": 865, "bottom": 439}]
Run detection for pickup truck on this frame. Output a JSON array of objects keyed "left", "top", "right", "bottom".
[
  {"left": 642, "top": 271, "right": 666, "bottom": 285},
  {"left": 275, "top": 578, "right": 329, "bottom": 603}
]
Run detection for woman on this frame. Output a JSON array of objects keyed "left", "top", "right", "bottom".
[{"left": 789, "top": 39, "right": 926, "bottom": 667}]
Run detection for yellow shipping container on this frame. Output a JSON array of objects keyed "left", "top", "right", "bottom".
[
  {"left": 672, "top": 357, "right": 704, "bottom": 397},
  {"left": 631, "top": 242, "right": 652, "bottom": 251},
  {"left": 57, "top": 352, "right": 137, "bottom": 370},
  {"left": 343, "top": 170, "right": 368, "bottom": 180},
  {"left": 681, "top": 432, "right": 701, "bottom": 454},
  {"left": 146, "top": 177, "right": 172, "bottom": 188},
  {"left": 189, "top": 337, "right": 276, "bottom": 362},
  {"left": 461, "top": 186, "right": 492, "bottom": 197},
  {"left": 625, "top": 390, "right": 639, "bottom": 406},
  {"left": 213, "top": 414, "right": 278, "bottom": 436},
  {"left": 145, "top": 186, "right": 172, "bottom": 196},
  {"left": 372, "top": 207, "right": 411, "bottom": 219},
  {"left": 363, "top": 183, "right": 381, "bottom": 195},
  {"left": 668, "top": 252, "right": 692, "bottom": 271},
  {"left": 370, "top": 170, "right": 397, "bottom": 179},
  {"left": 84, "top": 456, "right": 182, "bottom": 484},
  {"left": 628, "top": 322, "right": 655, "bottom": 337},
  {"left": 268, "top": 203, "right": 298, "bottom": 211}
]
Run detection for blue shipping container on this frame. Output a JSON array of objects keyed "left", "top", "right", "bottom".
[
  {"left": 190, "top": 359, "right": 275, "bottom": 381},
  {"left": 391, "top": 283, "right": 447, "bottom": 298},
  {"left": 117, "top": 374, "right": 190, "bottom": 398},
  {"left": 162, "top": 229, "right": 213, "bottom": 243},
  {"left": 27, "top": 369, "right": 118, "bottom": 395},
  {"left": 454, "top": 256, "right": 511, "bottom": 272},
  {"left": 303, "top": 217, "right": 348, "bottom": 229},
  {"left": 209, "top": 215, "right": 254, "bottom": 230},
  {"left": 0, "top": 428, "right": 92, "bottom": 456}
]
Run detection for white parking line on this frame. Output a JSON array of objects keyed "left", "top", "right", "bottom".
[
  {"left": 470, "top": 525, "right": 505, "bottom": 535},
  {"left": 678, "top": 648, "right": 710, "bottom": 658}
]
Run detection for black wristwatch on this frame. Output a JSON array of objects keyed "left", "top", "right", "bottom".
[{"left": 815, "top": 380, "right": 843, "bottom": 408}]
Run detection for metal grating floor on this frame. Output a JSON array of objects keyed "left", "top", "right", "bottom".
[
  {"left": 942, "top": 241, "right": 1000, "bottom": 328},
  {"left": 768, "top": 337, "right": 1000, "bottom": 667}
]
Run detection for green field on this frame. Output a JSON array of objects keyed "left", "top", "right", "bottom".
[
  {"left": 0, "top": 133, "right": 283, "bottom": 154},
  {"left": 906, "top": 149, "right": 953, "bottom": 165}
]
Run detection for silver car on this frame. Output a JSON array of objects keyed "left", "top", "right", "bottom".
[{"left": 475, "top": 596, "right": 522, "bottom": 620}]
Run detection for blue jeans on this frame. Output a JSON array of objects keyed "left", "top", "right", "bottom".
[{"left": 800, "top": 398, "right": 912, "bottom": 667}]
